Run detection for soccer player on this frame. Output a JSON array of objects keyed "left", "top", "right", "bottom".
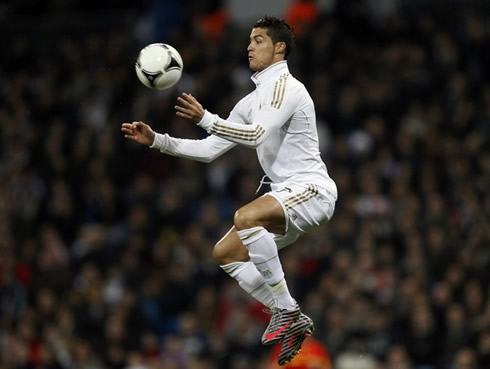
[{"left": 121, "top": 16, "right": 337, "bottom": 365}]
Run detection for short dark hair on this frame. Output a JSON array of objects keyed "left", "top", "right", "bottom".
[{"left": 254, "top": 16, "right": 295, "bottom": 59}]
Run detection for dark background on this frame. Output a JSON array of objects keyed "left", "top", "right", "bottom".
[{"left": 0, "top": 1, "right": 489, "bottom": 368}]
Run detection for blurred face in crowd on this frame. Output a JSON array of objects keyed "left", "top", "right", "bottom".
[{"left": 247, "top": 27, "right": 285, "bottom": 72}]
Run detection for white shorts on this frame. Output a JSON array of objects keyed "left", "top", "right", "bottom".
[{"left": 265, "top": 182, "right": 336, "bottom": 250}]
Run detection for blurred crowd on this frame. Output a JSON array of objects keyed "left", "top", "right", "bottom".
[{"left": 0, "top": 1, "right": 489, "bottom": 369}]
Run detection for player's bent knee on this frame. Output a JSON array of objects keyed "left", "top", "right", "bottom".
[
  {"left": 212, "top": 243, "right": 227, "bottom": 264},
  {"left": 234, "top": 209, "right": 256, "bottom": 230},
  {"left": 213, "top": 240, "right": 249, "bottom": 265}
]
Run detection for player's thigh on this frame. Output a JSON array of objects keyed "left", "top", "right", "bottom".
[
  {"left": 213, "top": 226, "right": 250, "bottom": 265},
  {"left": 268, "top": 183, "right": 336, "bottom": 249},
  {"left": 234, "top": 195, "right": 286, "bottom": 234}
]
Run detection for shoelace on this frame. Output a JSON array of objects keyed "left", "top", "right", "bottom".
[{"left": 262, "top": 307, "right": 278, "bottom": 315}]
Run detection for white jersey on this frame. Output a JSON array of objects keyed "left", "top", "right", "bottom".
[{"left": 151, "top": 61, "right": 337, "bottom": 199}]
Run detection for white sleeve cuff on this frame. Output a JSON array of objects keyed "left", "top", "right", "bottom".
[
  {"left": 149, "top": 132, "right": 168, "bottom": 150},
  {"left": 197, "top": 110, "right": 215, "bottom": 132}
]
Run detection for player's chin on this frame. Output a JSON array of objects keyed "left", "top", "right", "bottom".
[{"left": 249, "top": 60, "right": 259, "bottom": 72}]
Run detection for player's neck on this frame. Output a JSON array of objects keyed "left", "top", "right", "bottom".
[{"left": 251, "top": 61, "right": 288, "bottom": 85}]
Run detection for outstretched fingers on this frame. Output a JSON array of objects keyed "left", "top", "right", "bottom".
[
  {"left": 121, "top": 123, "right": 132, "bottom": 135},
  {"left": 175, "top": 96, "right": 195, "bottom": 119},
  {"left": 175, "top": 93, "right": 204, "bottom": 123},
  {"left": 176, "top": 95, "right": 193, "bottom": 107},
  {"left": 121, "top": 122, "right": 139, "bottom": 140},
  {"left": 185, "top": 93, "right": 200, "bottom": 104},
  {"left": 175, "top": 108, "right": 193, "bottom": 120}
]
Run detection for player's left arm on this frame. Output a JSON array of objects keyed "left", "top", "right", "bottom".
[{"left": 175, "top": 90, "right": 300, "bottom": 148}]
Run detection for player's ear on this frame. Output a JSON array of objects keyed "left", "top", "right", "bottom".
[{"left": 274, "top": 42, "right": 286, "bottom": 56}]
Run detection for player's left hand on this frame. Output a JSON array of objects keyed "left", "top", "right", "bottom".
[{"left": 175, "top": 93, "right": 205, "bottom": 124}]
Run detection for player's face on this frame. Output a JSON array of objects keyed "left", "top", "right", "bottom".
[{"left": 247, "top": 27, "right": 278, "bottom": 72}]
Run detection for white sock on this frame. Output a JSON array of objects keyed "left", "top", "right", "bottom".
[
  {"left": 237, "top": 226, "right": 296, "bottom": 310},
  {"left": 220, "top": 261, "right": 274, "bottom": 308}
]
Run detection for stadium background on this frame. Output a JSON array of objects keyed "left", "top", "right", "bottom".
[{"left": 0, "top": 0, "right": 489, "bottom": 368}]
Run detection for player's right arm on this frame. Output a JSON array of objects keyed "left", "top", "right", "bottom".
[{"left": 121, "top": 121, "right": 236, "bottom": 163}]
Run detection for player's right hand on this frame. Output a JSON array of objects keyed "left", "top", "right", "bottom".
[{"left": 121, "top": 121, "right": 155, "bottom": 146}]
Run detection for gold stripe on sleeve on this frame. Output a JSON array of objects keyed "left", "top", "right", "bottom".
[
  {"left": 271, "top": 74, "right": 289, "bottom": 109},
  {"left": 271, "top": 80, "right": 279, "bottom": 109},
  {"left": 210, "top": 123, "right": 265, "bottom": 142},
  {"left": 271, "top": 76, "right": 284, "bottom": 108},
  {"left": 212, "top": 123, "right": 265, "bottom": 138},
  {"left": 275, "top": 75, "right": 288, "bottom": 109}
]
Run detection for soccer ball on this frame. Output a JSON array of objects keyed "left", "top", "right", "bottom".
[{"left": 135, "top": 43, "right": 183, "bottom": 89}]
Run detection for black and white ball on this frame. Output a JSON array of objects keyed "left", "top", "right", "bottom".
[{"left": 135, "top": 43, "right": 183, "bottom": 89}]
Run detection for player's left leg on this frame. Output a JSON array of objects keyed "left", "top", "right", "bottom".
[
  {"left": 234, "top": 195, "right": 296, "bottom": 308},
  {"left": 233, "top": 195, "right": 301, "bottom": 344}
]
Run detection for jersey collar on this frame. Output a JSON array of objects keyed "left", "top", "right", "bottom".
[{"left": 251, "top": 60, "right": 289, "bottom": 86}]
